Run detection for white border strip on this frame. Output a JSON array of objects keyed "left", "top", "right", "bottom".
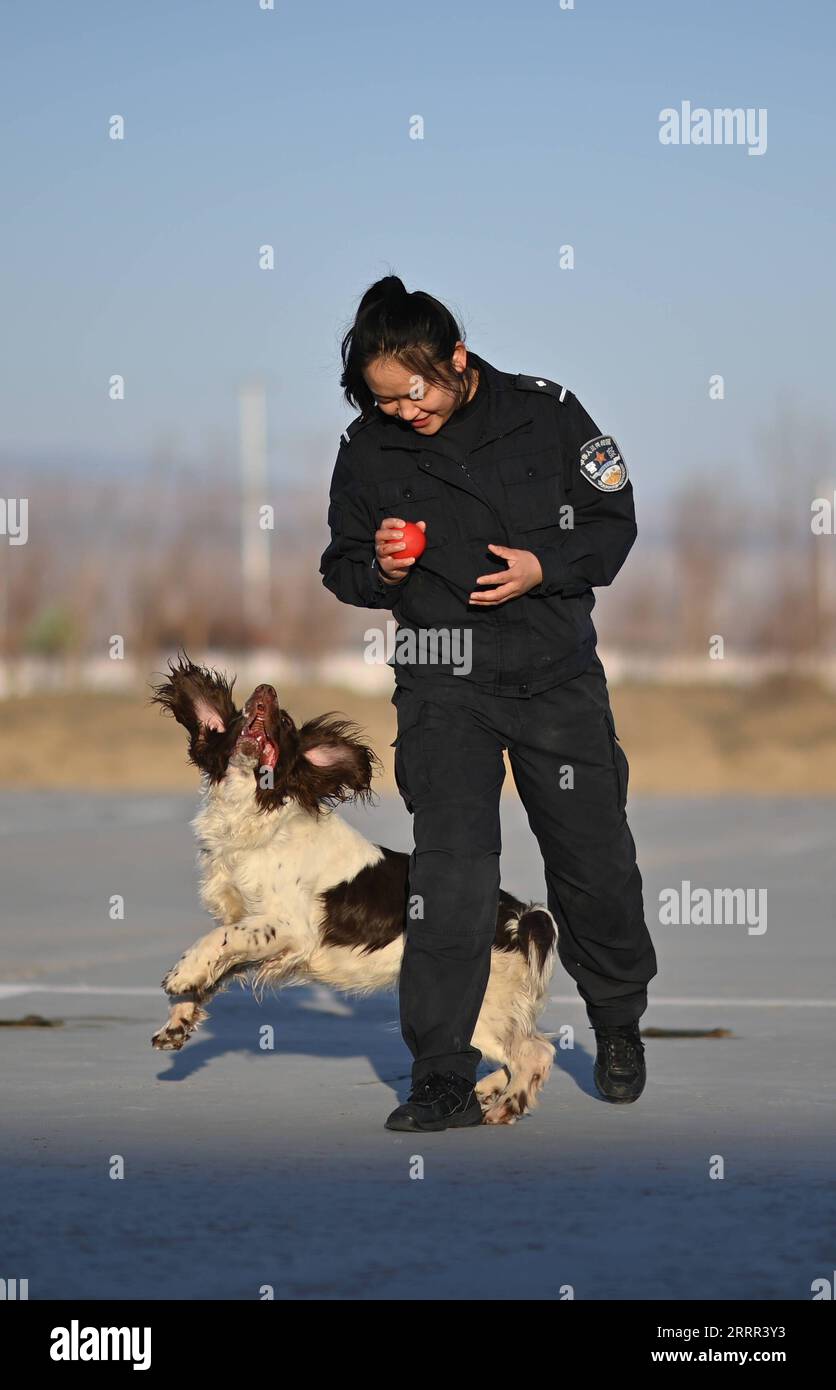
[
  {"left": 0, "top": 983, "right": 834, "bottom": 1007},
  {"left": 0, "top": 984, "right": 161, "bottom": 999},
  {"left": 550, "top": 995, "right": 836, "bottom": 1008}
]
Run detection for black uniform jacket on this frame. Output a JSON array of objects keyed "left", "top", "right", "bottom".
[{"left": 319, "top": 351, "right": 636, "bottom": 698}]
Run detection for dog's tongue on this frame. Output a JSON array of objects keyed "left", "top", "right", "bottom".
[
  {"left": 247, "top": 714, "right": 278, "bottom": 769},
  {"left": 260, "top": 743, "right": 278, "bottom": 770}
]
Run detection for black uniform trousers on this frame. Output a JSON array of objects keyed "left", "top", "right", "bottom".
[{"left": 391, "top": 653, "right": 657, "bottom": 1086}]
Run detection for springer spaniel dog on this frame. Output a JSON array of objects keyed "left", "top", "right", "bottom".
[{"left": 150, "top": 657, "right": 557, "bottom": 1124}]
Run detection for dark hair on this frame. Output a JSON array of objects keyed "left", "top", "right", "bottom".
[{"left": 340, "top": 275, "right": 475, "bottom": 417}]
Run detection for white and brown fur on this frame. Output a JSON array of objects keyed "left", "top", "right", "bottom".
[{"left": 150, "top": 656, "right": 557, "bottom": 1124}]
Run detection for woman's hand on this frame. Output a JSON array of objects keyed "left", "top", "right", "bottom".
[
  {"left": 468, "top": 544, "right": 543, "bottom": 604},
  {"left": 376, "top": 517, "right": 427, "bottom": 583}
]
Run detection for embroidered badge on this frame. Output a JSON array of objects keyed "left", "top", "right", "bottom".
[{"left": 579, "top": 436, "right": 628, "bottom": 492}]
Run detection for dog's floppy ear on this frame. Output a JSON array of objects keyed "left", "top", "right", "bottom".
[
  {"left": 150, "top": 654, "right": 241, "bottom": 771},
  {"left": 295, "top": 714, "right": 381, "bottom": 810}
]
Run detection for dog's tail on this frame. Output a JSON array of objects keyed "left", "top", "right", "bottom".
[{"left": 515, "top": 903, "right": 559, "bottom": 994}]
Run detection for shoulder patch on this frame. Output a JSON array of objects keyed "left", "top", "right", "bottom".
[
  {"left": 515, "top": 373, "right": 569, "bottom": 403},
  {"left": 579, "top": 436, "right": 628, "bottom": 492},
  {"left": 340, "top": 413, "right": 375, "bottom": 446}
]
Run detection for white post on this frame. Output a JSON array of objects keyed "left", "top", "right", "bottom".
[
  {"left": 239, "top": 382, "right": 270, "bottom": 641},
  {"left": 815, "top": 480, "right": 836, "bottom": 661}
]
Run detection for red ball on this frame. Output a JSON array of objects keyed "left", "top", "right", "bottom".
[{"left": 397, "top": 521, "right": 427, "bottom": 560}]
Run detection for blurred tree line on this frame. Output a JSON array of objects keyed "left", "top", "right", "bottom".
[{"left": 0, "top": 416, "right": 833, "bottom": 673}]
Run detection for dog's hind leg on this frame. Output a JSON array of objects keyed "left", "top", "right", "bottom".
[
  {"left": 471, "top": 936, "right": 556, "bottom": 1125},
  {"left": 480, "top": 1034, "right": 554, "bottom": 1125},
  {"left": 474, "top": 1066, "right": 511, "bottom": 1109},
  {"left": 470, "top": 965, "right": 513, "bottom": 1118}
]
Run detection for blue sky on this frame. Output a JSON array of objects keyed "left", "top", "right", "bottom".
[{"left": 2, "top": 0, "right": 834, "bottom": 499}]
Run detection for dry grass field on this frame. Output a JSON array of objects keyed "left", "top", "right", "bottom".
[{"left": 1, "top": 677, "right": 836, "bottom": 794}]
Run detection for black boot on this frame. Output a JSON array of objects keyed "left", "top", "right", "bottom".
[
  {"left": 385, "top": 1070, "right": 483, "bottom": 1132},
  {"left": 593, "top": 1021, "right": 646, "bottom": 1103}
]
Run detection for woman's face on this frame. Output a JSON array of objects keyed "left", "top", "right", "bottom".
[{"left": 363, "top": 343, "right": 470, "bottom": 435}]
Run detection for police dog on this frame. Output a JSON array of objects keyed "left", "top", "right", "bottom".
[{"left": 150, "top": 657, "right": 557, "bottom": 1124}]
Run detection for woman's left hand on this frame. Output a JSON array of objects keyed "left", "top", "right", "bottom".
[{"left": 468, "top": 544, "right": 544, "bottom": 605}]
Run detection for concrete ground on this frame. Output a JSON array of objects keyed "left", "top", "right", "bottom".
[{"left": 0, "top": 790, "right": 834, "bottom": 1301}]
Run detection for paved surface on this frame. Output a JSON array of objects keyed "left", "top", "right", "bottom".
[{"left": 1, "top": 790, "right": 834, "bottom": 1300}]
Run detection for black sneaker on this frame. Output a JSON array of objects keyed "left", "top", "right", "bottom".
[
  {"left": 385, "top": 1070, "right": 483, "bottom": 1132},
  {"left": 593, "top": 1022, "right": 646, "bottom": 1103}
]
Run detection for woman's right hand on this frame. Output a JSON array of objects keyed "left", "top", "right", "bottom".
[{"left": 375, "top": 517, "right": 426, "bottom": 583}]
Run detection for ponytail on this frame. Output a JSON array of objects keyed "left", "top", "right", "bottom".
[{"left": 340, "top": 275, "right": 474, "bottom": 416}]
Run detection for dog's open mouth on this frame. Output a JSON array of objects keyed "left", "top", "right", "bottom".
[{"left": 234, "top": 687, "right": 280, "bottom": 770}]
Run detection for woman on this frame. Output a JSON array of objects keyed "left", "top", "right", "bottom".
[{"left": 320, "top": 275, "right": 657, "bottom": 1132}]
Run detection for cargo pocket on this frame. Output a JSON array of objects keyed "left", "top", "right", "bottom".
[
  {"left": 390, "top": 689, "right": 429, "bottom": 814},
  {"left": 604, "top": 711, "right": 629, "bottom": 813}
]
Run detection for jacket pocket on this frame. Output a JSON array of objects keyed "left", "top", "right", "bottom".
[
  {"left": 375, "top": 477, "right": 449, "bottom": 547},
  {"left": 497, "top": 451, "right": 565, "bottom": 532},
  {"left": 604, "top": 711, "right": 629, "bottom": 813}
]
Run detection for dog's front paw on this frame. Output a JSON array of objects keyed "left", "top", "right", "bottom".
[
  {"left": 162, "top": 962, "right": 206, "bottom": 996},
  {"left": 152, "top": 1000, "right": 207, "bottom": 1050},
  {"left": 151, "top": 1022, "right": 190, "bottom": 1051}
]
